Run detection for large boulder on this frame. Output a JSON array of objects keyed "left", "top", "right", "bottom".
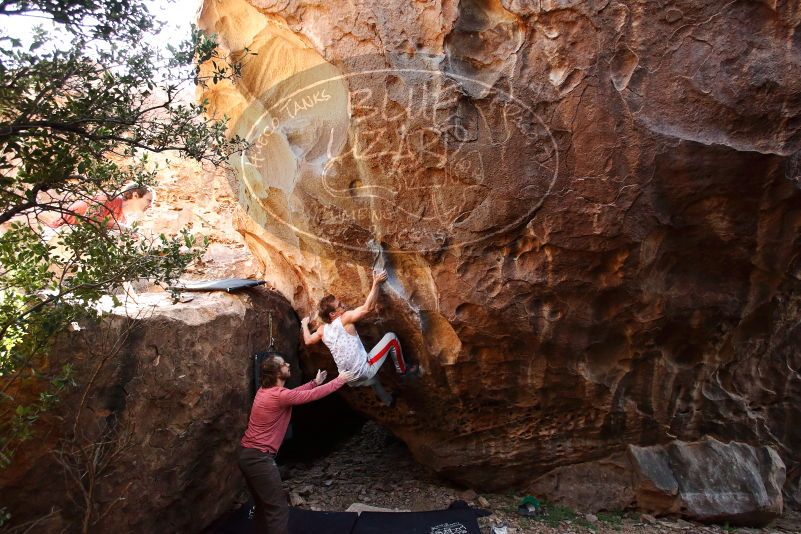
[
  {"left": 629, "top": 438, "right": 785, "bottom": 526},
  {"left": 0, "top": 290, "right": 299, "bottom": 532},
  {"left": 527, "top": 452, "right": 638, "bottom": 513},
  {"left": 198, "top": 0, "right": 801, "bottom": 511},
  {"left": 530, "top": 437, "right": 786, "bottom": 525}
]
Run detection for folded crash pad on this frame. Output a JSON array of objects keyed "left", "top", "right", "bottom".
[{"left": 169, "top": 278, "right": 266, "bottom": 292}]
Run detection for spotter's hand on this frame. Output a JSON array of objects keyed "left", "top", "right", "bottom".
[
  {"left": 301, "top": 316, "right": 310, "bottom": 327},
  {"left": 314, "top": 369, "right": 327, "bottom": 385},
  {"left": 337, "top": 369, "right": 358, "bottom": 383}
]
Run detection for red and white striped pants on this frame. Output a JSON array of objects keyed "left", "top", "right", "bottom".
[{"left": 357, "top": 332, "right": 407, "bottom": 383}]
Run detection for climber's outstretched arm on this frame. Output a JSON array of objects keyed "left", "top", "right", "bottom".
[
  {"left": 340, "top": 270, "right": 387, "bottom": 326},
  {"left": 301, "top": 317, "right": 323, "bottom": 345}
]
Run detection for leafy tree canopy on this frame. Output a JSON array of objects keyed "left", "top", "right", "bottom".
[{"left": 0, "top": 0, "right": 246, "bottom": 469}]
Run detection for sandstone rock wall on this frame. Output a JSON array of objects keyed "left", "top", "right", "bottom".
[
  {"left": 0, "top": 289, "right": 299, "bottom": 532},
  {"left": 198, "top": 0, "right": 801, "bottom": 507},
  {"left": 133, "top": 154, "right": 259, "bottom": 282}
]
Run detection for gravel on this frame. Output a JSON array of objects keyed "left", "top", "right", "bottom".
[{"left": 276, "top": 422, "right": 801, "bottom": 534}]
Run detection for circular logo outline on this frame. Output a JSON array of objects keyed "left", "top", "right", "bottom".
[{"left": 235, "top": 64, "right": 560, "bottom": 255}]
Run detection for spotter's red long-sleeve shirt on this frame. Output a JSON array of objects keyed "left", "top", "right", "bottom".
[{"left": 240, "top": 377, "right": 345, "bottom": 454}]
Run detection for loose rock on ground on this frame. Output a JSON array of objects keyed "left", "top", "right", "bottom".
[{"left": 270, "top": 422, "right": 801, "bottom": 534}]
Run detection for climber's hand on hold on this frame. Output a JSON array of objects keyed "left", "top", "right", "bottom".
[
  {"left": 301, "top": 316, "right": 322, "bottom": 345},
  {"left": 314, "top": 369, "right": 327, "bottom": 385},
  {"left": 345, "top": 271, "right": 387, "bottom": 325},
  {"left": 337, "top": 369, "right": 358, "bottom": 383},
  {"left": 373, "top": 270, "right": 388, "bottom": 285}
]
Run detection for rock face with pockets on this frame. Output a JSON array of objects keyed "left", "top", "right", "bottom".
[{"left": 197, "top": 0, "right": 801, "bottom": 515}]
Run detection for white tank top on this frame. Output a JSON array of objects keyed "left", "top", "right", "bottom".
[{"left": 322, "top": 317, "right": 370, "bottom": 378}]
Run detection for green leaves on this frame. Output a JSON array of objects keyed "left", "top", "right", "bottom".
[
  {"left": 0, "top": 0, "right": 157, "bottom": 42},
  {"left": 0, "top": 0, "right": 241, "bottom": 473}
]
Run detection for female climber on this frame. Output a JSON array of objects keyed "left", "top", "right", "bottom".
[{"left": 301, "top": 269, "right": 419, "bottom": 406}]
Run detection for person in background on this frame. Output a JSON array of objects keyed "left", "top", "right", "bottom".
[
  {"left": 301, "top": 269, "right": 418, "bottom": 407},
  {"left": 239, "top": 355, "right": 356, "bottom": 534},
  {"left": 44, "top": 184, "right": 153, "bottom": 230},
  {"left": 37, "top": 184, "right": 154, "bottom": 299}
]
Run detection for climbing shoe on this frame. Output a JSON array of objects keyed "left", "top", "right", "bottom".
[{"left": 401, "top": 364, "right": 420, "bottom": 377}]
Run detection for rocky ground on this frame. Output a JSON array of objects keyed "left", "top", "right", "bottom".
[{"left": 271, "top": 422, "right": 801, "bottom": 534}]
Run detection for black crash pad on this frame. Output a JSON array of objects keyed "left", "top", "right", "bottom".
[
  {"left": 169, "top": 278, "right": 266, "bottom": 293},
  {"left": 289, "top": 508, "right": 359, "bottom": 534},
  {"left": 209, "top": 501, "right": 486, "bottom": 534},
  {"left": 209, "top": 504, "right": 358, "bottom": 534},
  {"left": 352, "top": 507, "right": 483, "bottom": 534}
]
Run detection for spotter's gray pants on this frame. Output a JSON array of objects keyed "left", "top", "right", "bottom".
[{"left": 238, "top": 446, "right": 288, "bottom": 534}]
